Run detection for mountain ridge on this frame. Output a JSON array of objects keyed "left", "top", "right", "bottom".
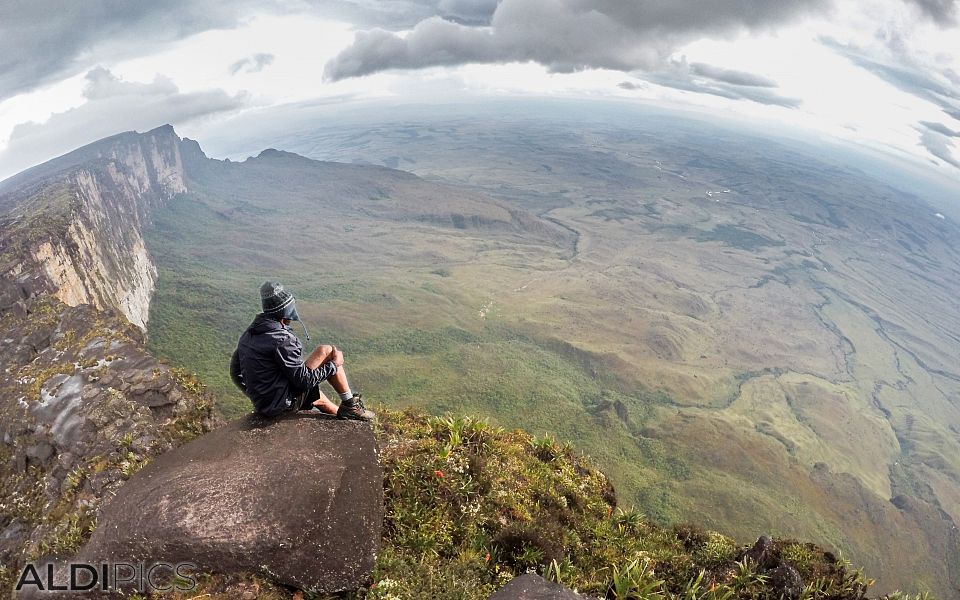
[{"left": 0, "top": 124, "right": 186, "bottom": 329}]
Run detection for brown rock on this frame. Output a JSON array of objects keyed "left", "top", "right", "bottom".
[
  {"left": 80, "top": 413, "right": 383, "bottom": 594},
  {"left": 489, "top": 573, "right": 588, "bottom": 600},
  {"left": 741, "top": 535, "right": 777, "bottom": 570},
  {"left": 767, "top": 565, "right": 803, "bottom": 600}
]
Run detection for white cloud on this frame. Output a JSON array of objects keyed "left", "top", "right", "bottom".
[
  {"left": 0, "top": 0, "right": 958, "bottom": 179},
  {"left": 229, "top": 53, "right": 276, "bottom": 75},
  {"left": 0, "top": 0, "right": 269, "bottom": 101},
  {"left": 0, "top": 68, "right": 247, "bottom": 181}
]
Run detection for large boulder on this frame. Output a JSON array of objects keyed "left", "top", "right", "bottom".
[
  {"left": 79, "top": 412, "right": 383, "bottom": 594},
  {"left": 741, "top": 535, "right": 777, "bottom": 570},
  {"left": 767, "top": 565, "right": 804, "bottom": 600}
]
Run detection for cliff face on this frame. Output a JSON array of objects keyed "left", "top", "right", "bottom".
[
  {"left": 0, "top": 127, "right": 218, "bottom": 594},
  {"left": 0, "top": 125, "right": 187, "bottom": 330}
]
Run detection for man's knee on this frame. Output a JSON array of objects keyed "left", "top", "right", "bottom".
[{"left": 308, "top": 344, "right": 334, "bottom": 362}]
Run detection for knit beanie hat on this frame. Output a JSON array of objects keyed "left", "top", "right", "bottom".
[
  {"left": 259, "top": 281, "right": 310, "bottom": 340},
  {"left": 260, "top": 281, "right": 299, "bottom": 319}
]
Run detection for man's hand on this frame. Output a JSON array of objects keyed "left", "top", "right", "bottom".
[
  {"left": 306, "top": 344, "right": 340, "bottom": 370},
  {"left": 330, "top": 346, "right": 344, "bottom": 367},
  {"left": 306, "top": 344, "right": 344, "bottom": 369}
]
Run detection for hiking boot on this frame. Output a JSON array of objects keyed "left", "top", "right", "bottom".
[{"left": 337, "top": 394, "right": 375, "bottom": 421}]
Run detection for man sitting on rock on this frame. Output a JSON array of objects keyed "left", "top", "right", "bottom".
[{"left": 230, "top": 281, "right": 374, "bottom": 421}]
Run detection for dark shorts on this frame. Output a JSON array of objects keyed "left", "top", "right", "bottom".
[{"left": 296, "top": 384, "right": 322, "bottom": 410}]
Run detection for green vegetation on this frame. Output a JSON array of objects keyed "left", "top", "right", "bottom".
[
  {"left": 145, "top": 190, "right": 689, "bottom": 525},
  {"left": 139, "top": 123, "right": 960, "bottom": 597},
  {"left": 9, "top": 119, "right": 949, "bottom": 597},
  {"left": 152, "top": 407, "right": 918, "bottom": 600}
]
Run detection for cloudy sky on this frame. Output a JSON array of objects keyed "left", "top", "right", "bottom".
[{"left": 0, "top": 0, "right": 958, "bottom": 182}]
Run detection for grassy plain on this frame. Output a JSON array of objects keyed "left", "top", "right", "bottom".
[{"left": 147, "top": 109, "right": 960, "bottom": 597}]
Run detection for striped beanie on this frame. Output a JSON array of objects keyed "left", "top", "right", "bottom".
[{"left": 260, "top": 281, "right": 299, "bottom": 321}]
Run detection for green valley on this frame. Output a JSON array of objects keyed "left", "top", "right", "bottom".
[{"left": 146, "top": 105, "right": 960, "bottom": 597}]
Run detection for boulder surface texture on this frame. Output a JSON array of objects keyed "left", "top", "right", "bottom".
[
  {"left": 82, "top": 412, "right": 383, "bottom": 593},
  {"left": 489, "top": 573, "right": 589, "bottom": 600}
]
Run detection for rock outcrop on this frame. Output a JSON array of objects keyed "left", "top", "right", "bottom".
[
  {"left": 489, "top": 573, "right": 590, "bottom": 599},
  {"left": 0, "top": 128, "right": 218, "bottom": 595},
  {"left": 0, "top": 286, "right": 218, "bottom": 591},
  {"left": 0, "top": 125, "right": 187, "bottom": 330},
  {"left": 739, "top": 536, "right": 807, "bottom": 600},
  {"left": 78, "top": 413, "right": 383, "bottom": 594}
]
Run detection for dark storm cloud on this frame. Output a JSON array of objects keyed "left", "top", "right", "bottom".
[
  {"left": 229, "top": 53, "right": 276, "bottom": 75},
  {"left": 324, "top": 18, "right": 503, "bottom": 80},
  {"left": 642, "top": 61, "right": 800, "bottom": 108},
  {"left": 902, "top": 0, "right": 957, "bottom": 26},
  {"left": 324, "top": 0, "right": 833, "bottom": 80},
  {"left": 0, "top": 68, "right": 247, "bottom": 181},
  {"left": 920, "top": 121, "right": 960, "bottom": 136},
  {"left": 689, "top": 63, "right": 778, "bottom": 88},
  {"left": 920, "top": 129, "right": 960, "bottom": 169},
  {"left": 0, "top": 0, "right": 275, "bottom": 101},
  {"left": 0, "top": 0, "right": 505, "bottom": 101}
]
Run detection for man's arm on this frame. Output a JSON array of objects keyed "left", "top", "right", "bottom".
[
  {"left": 230, "top": 348, "right": 247, "bottom": 393},
  {"left": 275, "top": 336, "right": 337, "bottom": 390},
  {"left": 305, "top": 345, "right": 344, "bottom": 369}
]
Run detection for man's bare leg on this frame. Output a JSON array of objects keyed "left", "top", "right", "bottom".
[
  {"left": 303, "top": 343, "right": 372, "bottom": 420},
  {"left": 311, "top": 389, "right": 339, "bottom": 414},
  {"left": 305, "top": 344, "right": 351, "bottom": 396}
]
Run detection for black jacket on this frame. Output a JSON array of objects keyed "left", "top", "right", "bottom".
[{"left": 230, "top": 314, "right": 337, "bottom": 416}]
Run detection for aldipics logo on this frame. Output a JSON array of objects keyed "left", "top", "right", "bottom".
[{"left": 16, "top": 562, "right": 198, "bottom": 594}]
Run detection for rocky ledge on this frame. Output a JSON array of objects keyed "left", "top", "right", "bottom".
[{"left": 0, "top": 281, "right": 218, "bottom": 592}]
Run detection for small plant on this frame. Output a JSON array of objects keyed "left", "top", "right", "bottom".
[
  {"left": 544, "top": 557, "right": 576, "bottom": 587},
  {"left": 117, "top": 432, "right": 135, "bottom": 449},
  {"left": 64, "top": 465, "right": 87, "bottom": 492},
  {"left": 531, "top": 434, "right": 558, "bottom": 462},
  {"left": 119, "top": 452, "right": 148, "bottom": 479},
  {"left": 431, "top": 413, "right": 495, "bottom": 456},
  {"left": 800, "top": 577, "right": 830, "bottom": 600},
  {"left": 730, "top": 558, "right": 768, "bottom": 589},
  {"left": 698, "top": 533, "right": 736, "bottom": 568},
  {"left": 608, "top": 558, "right": 664, "bottom": 599},
  {"left": 35, "top": 509, "right": 96, "bottom": 558},
  {"left": 516, "top": 545, "right": 546, "bottom": 568},
  {"left": 883, "top": 592, "right": 933, "bottom": 600},
  {"left": 612, "top": 507, "right": 645, "bottom": 532},
  {"left": 681, "top": 569, "right": 707, "bottom": 600},
  {"left": 169, "top": 367, "right": 206, "bottom": 395}
]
